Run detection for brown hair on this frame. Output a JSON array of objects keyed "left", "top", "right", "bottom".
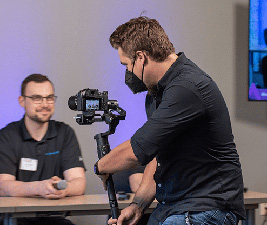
[
  {"left": 109, "top": 16, "right": 175, "bottom": 62},
  {"left": 21, "top": 74, "right": 54, "bottom": 96}
]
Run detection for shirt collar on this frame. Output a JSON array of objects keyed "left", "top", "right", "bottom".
[
  {"left": 20, "top": 116, "right": 57, "bottom": 141},
  {"left": 157, "top": 52, "right": 188, "bottom": 91}
]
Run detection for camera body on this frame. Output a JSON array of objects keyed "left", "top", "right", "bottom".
[
  {"left": 68, "top": 88, "right": 125, "bottom": 127},
  {"left": 68, "top": 89, "right": 109, "bottom": 112}
]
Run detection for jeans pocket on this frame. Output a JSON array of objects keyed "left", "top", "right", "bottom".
[
  {"left": 189, "top": 210, "right": 219, "bottom": 224},
  {"left": 189, "top": 210, "right": 238, "bottom": 225},
  {"left": 222, "top": 212, "right": 238, "bottom": 225}
]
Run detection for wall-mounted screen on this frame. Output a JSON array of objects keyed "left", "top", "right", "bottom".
[{"left": 249, "top": 0, "right": 267, "bottom": 100}]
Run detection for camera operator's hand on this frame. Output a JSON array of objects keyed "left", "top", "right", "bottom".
[{"left": 108, "top": 204, "right": 143, "bottom": 225}]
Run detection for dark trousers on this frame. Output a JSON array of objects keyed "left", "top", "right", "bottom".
[{"left": 148, "top": 210, "right": 238, "bottom": 225}]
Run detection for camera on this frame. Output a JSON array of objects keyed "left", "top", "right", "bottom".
[
  {"left": 68, "top": 88, "right": 109, "bottom": 112},
  {"left": 68, "top": 88, "right": 126, "bottom": 128},
  {"left": 68, "top": 88, "right": 126, "bottom": 219}
]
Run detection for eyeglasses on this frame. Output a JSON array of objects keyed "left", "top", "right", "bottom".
[{"left": 23, "top": 95, "right": 57, "bottom": 104}]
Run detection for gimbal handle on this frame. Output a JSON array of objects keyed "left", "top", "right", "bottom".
[{"left": 94, "top": 133, "right": 119, "bottom": 220}]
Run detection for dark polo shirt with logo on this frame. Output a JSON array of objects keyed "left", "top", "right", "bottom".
[{"left": 0, "top": 117, "right": 85, "bottom": 181}]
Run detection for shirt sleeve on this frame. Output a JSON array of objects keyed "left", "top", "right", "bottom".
[
  {"left": 60, "top": 125, "right": 86, "bottom": 172},
  {"left": 131, "top": 83, "right": 206, "bottom": 165},
  {"left": 0, "top": 127, "right": 18, "bottom": 176},
  {"left": 128, "top": 163, "right": 145, "bottom": 176}
]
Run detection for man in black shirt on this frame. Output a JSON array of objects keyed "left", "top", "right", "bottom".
[
  {"left": 0, "top": 74, "right": 86, "bottom": 225},
  {"left": 95, "top": 17, "right": 245, "bottom": 225}
]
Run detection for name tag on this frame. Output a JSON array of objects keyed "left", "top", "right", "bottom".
[{"left": 19, "top": 158, "right": 38, "bottom": 171}]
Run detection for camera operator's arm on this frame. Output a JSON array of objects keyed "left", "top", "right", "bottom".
[
  {"left": 108, "top": 158, "right": 157, "bottom": 225},
  {"left": 98, "top": 139, "right": 139, "bottom": 174},
  {"left": 129, "top": 173, "right": 143, "bottom": 193}
]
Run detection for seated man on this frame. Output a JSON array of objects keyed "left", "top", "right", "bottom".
[{"left": 0, "top": 74, "right": 86, "bottom": 225}]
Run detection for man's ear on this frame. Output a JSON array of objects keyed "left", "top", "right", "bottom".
[
  {"left": 18, "top": 96, "right": 25, "bottom": 108},
  {"left": 136, "top": 51, "right": 146, "bottom": 64}
]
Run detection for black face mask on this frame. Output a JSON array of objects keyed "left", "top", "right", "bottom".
[{"left": 125, "top": 61, "right": 148, "bottom": 94}]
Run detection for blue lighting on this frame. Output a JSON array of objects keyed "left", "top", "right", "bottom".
[{"left": 249, "top": 0, "right": 267, "bottom": 100}]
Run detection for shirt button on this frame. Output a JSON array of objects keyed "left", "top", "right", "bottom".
[
  {"left": 36, "top": 147, "right": 42, "bottom": 154},
  {"left": 158, "top": 183, "right": 162, "bottom": 188},
  {"left": 157, "top": 162, "right": 161, "bottom": 167},
  {"left": 162, "top": 201, "right": 165, "bottom": 205}
]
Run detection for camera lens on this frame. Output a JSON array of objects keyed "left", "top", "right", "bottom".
[{"left": 68, "top": 96, "right": 77, "bottom": 110}]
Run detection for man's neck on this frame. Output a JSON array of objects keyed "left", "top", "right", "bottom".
[
  {"left": 150, "top": 53, "right": 178, "bottom": 85},
  {"left": 24, "top": 117, "right": 49, "bottom": 142}
]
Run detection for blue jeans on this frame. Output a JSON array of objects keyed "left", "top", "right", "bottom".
[{"left": 158, "top": 210, "right": 238, "bottom": 225}]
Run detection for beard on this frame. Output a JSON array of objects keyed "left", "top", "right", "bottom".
[
  {"left": 147, "top": 84, "right": 158, "bottom": 96},
  {"left": 29, "top": 107, "right": 53, "bottom": 124},
  {"left": 30, "top": 114, "right": 52, "bottom": 124}
]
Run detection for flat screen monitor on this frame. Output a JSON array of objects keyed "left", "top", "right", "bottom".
[{"left": 249, "top": 0, "right": 267, "bottom": 100}]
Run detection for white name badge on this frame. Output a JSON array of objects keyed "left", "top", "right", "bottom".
[{"left": 19, "top": 158, "right": 38, "bottom": 171}]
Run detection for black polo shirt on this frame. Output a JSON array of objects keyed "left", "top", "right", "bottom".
[
  {"left": 0, "top": 117, "right": 85, "bottom": 181},
  {"left": 131, "top": 52, "right": 245, "bottom": 222}
]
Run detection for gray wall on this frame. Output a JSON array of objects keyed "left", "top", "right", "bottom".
[{"left": 0, "top": 0, "right": 266, "bottom": 224}]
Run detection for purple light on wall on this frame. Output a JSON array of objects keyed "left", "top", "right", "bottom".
[
  {"left": 249, "top": 83, "right": 267, "bottom": 100},
  {"left": 0, "top": 1, "right": 165, "bottom": 149}
]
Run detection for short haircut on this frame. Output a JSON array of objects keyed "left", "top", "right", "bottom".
[
  {"left": 109, "top": 16, "right": 175, "bottom": 62},
  {"left": 21, "top": 74, "right": 54, "bottom": 96}
]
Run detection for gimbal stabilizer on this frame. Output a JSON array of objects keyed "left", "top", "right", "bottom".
[
  {"left": 94, "top": 107, "right": 126, "bottom": 219},
  {"left": 68, "top": 89, "right": 126, "bottom": 219}
]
